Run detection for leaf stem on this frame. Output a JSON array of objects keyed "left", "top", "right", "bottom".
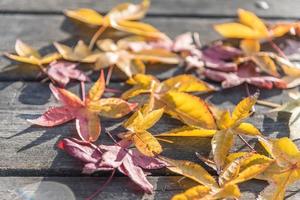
[
  {"left": 106, "top": 65, "right": 114, "bottom": 85},
  {"left": 257, "top": 100, "right": 281, "bottom": 108},
  {"left": 238, "top": 134, "right": 256, "bottom": 152},
  {"left": 85, "top": 169, "right": 116, "bottom": 200},
  {"left": 81, "top": 81, "right": 86, "bottom": 102},
  {"left": 89, "top": 25, "right": 108, "bottom": 50}
]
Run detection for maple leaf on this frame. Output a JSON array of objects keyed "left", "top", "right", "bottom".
[
  {"left": 162, "top": 153, "right": 270, "bottom": 200},
  {"left": 95, "top": 38, "right": 179, "bottom": 77},
  {"left": 120, "top": 97, "right": 164, "bottom": 157},
  {"left": 156, "top": 94, "right": 263, "bottom": 170},
  {"left": 214, "top": 9, "right": 291, "bottom": 40},
  {"left": 210, "top": 93, "right": 262, "bottom": 170},
  {"left": 65, "top": 0, "right": 167, "bottom": 49},
  {"left": 5, "top": 39, "right": 61, "bottom": 66},
  {"left": 46, "top": 61, "right": 90, "bottom": 87},
  {"left": 203, "top": 61, "right": 287, "bottom": 89},
  {"left": 54, "top": 40, "right": 102, "bottom": 63},
  {"left": 58, "top": 137, "right": 165, "bottom": 193},
  {"left": 28, "top": 71, "right": 137, "bottom": 142},
  {"left": 257, "top": 137, "right": 300, "bottom": 200},
  {"left": 121, "top": 73, "right": 216, "bottom": 129}
]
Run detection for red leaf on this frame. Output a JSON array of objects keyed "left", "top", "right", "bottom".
[
  {"left": 58, "top": 138, "right": 165, "bottom": 193},
  {"left": 47, "top": 61, "right": 90, "bottom": 87},
  {"left": 204, "top": 62, "right": 287, "bottom": 89}
]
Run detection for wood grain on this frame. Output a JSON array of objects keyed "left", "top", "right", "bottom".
[
  {"left": 1, "top": 0, "right": 300, "bottom": 19},
  {"left": 0, "top": 81, "right": 293, "bottom": 176},
  {"left": 1, "top": 176, "right": 300, "bottom": 199}
]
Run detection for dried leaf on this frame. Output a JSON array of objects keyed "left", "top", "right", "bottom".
[
  {"left": 5, "top": 39, "right": 61, "bottom": 65},
  {"left": 46, "top": 61, "right": 90, "bottom": 86},
  {"left": 29, "top": 71, "right": 136, "bottom": 142}
]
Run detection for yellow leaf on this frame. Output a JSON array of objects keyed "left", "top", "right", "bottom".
[
  {"left": 64, "top": 8, "right": 104, "bottom": 26},
  {"left": 141, "top": 108, "right": 164, "bottom": 130},
  {"left": 240, "top": 39, "right": 260, "bottom": 54},
  {"left": 113, "top": 20, "right": 167, "bottom": 39},
  {"left": 230, "top": 161, "right": 270, "bottom": 185},
  {"left": 160, "top": 91, "right": 216, "bottom": 129},
  {"left": 76, "top": 111, "right": 100, "bottom": 142},
  {"left": 40, "top": 53, "right": 62, "bottom": 64},
  {"left": 270, "top": 137, "right": 300, "bottom": 167},
  {"left": 160, "top": 74, "right": 214, "bottom": 93},
  {"left": 107, "top": 0, "right": 150, "bottom": 21},
  {"left": 121, "top": 74, "right": 159, "bottom": 99},
  {"left": 213, "top": 184, "right": 241, "bottom": 199},
  {"left": 87, "top": 71, "right": 105, "bottom": 102},
  {"left": 232, "top": 92, "right": 258, "bottom": 123},
  {"left": 214, "top": 23, "right": 263, "bottom": 39},
  {"left": 15, "top": 39, "right": 41, "bottom": 58},
  {"left": 217, "top": 110, "right": 234, "bottom": 130},
  {"left": 212, "top": 129, "right": 235, "bottom": 170},
  {"left": 161, "top": 157, "right": 218, "bottom": 187},
  {"left": 54, "top": 40, "right": 100, "bottom": 63},
  {"left": 133, "top": 49, "right": 180, "bottom": 64},
  {"left": 5, "top": 40, "right": 60, "bottom": 66},
  {"left": 172, "top": 185, "right": 211, "bottom": 200},
  {"left": 125, "top": 111, "right": 144, "bottom": 132},
  {"left": 238, "top": 9, "right": 268, "bottom": 36},
  {"left": 133, "top": 130, "right": 162, "bottom": 157},
  {"left": 4, "top": 54, "right": 41, "bottom": 65},
  {"left": 157, "top": 126, "right": 216, "bottom": 137},
  {"left": 233, "top": 122, "right": 262, "bottom": 136},
  {"left": 252, "top": 55, "right": 279, "bottom": 77},
  {"left": 89, "top": 98, "right": 136, "bottom": 118}
]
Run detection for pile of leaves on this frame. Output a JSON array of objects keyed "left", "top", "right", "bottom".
[{"left": 6, "top": 0, "right": 300, "bottom": 199}]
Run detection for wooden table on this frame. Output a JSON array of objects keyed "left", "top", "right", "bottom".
[{"left": 1, "top": 0, "right": 300, "bottom": 199}]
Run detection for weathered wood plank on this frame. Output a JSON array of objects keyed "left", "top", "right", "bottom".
[
  {"left": 0, "top": 81, "right": 293, "bottom": 176},
  {"left": 0, "top": 176, "right": 300, "bottom": 200},
  {"left": 1, "top": 0, "right": 300, "bottom": 19}
]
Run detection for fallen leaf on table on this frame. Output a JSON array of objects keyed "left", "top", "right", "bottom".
[
  {"left": 5, "top": 39, "right": 61, "bottom": 66},
  {"left": 94, "top": 38, "right": 179, "bottom": 77},
  {"left": 214, "top": 9, "right": 295, "bottom": 40},
  {"left": 211, "top": 93, "right": 262, "bottom": 170},
  {"left": 54, "top": 40, "right": 102, "bottom": 63},
  {"left": 46, "top": 61, "right": 90, "bottom": 87},
  {"left": 58, "top": 137, "right": 165, "bottom": 193},
  {"left": 28, "top": 71, "right": 137, "bottom": 142},
  {"left": 121, "top": 97, "right": 163, "bottom": 157},
  {"left": 65, "top": 0, "right": 167, "bottom": 48},
  {"left": 121, "top": 73, "right": 216, "bottom": 128},
  {"left": 162, "top": 153, "right": 270, "bottom": 200},
  {"left": 258, "top": 137, "right": 300, "bottom": 200},
  {"left": 204, "top": 61, "right": 287, "bottom": 89}
]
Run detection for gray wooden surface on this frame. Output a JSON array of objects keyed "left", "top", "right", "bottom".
[{"left": 1, "top": 0, "right": 300, "bottom": 199}]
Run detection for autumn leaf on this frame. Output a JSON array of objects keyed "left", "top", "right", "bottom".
[
  {"left": 95, "top": 38, "right": 179, "bottom": 77},
  {"left": 46, "top": 61, "right": 90, "bottom": 87},
  {"left": 5, "top": 39, "right": 61, "bottom": 66},
  {"left": 211, "top": 93, "right": 262, "bottom": 170},
  {"left": 121, "top": 98, "right": 163, "bottom": 157},
  {"left": 257, "top": 137, "right": 300, "bottom": 200},
  {"left": 65, "top": 0, "right": 167, "bottom": 49},
  {"left": 204, "top": 61, "right": 287, "bottom": 89},
  {"left": 163, "top": 154, "right": 269, "bottom": 200},
  {"left": 58, "top": 137, "right": 165, "bottom": 193},
  {"left": 54, "top": 40, "right": 102, "bottom": 63},
  {"left": 214, "top": 9, "right": 286, "bottom": 40},
  {"left": 28, "top": 71, "right": 137, "bottom": 142},
  {"left": 121, "top": 73, "right": 216, "bottom": 129}
]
